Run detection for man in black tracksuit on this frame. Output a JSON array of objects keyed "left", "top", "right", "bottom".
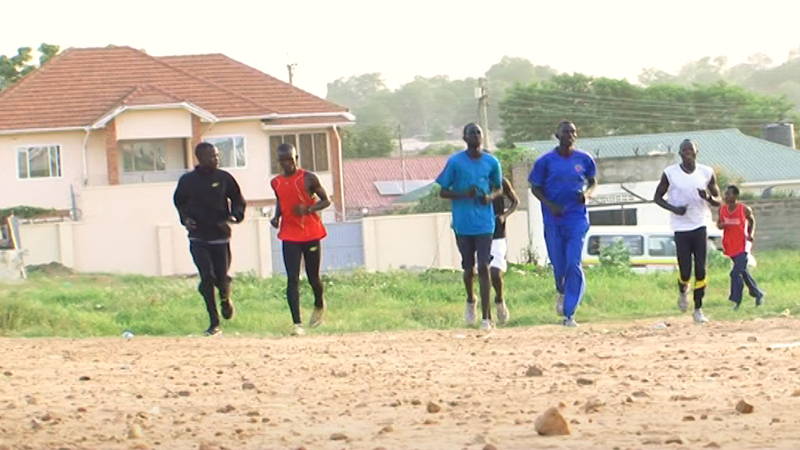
[{"left": 174, "top": 142, "right": 246, "bottom": 336}]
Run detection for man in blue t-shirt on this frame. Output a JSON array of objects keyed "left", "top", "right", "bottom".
[
  {"left": 528, "top": 120, "right": 597, "bottom": 327},
  {"left": 436, "top": 123, "right": 502, "bottom": 331}
]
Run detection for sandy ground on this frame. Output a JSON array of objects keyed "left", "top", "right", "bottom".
[{"left": 1, "top": 318, "right": 800, "bottom": 450}]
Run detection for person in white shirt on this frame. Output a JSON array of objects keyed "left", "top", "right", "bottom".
[{"left": 653, "top": 139, "right": 721, "bottom": 324}]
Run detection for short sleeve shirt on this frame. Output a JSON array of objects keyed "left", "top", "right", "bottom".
[
  {"left": 435, "top": 150, "right": 502, "bottom": 235},
  {"left": 528, "top": 148, "right": 596, "bottom": 226}
]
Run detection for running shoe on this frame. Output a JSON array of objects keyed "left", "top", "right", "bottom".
[
  {"left": 496, "top": 302, "right": 510, "bottom": 325},
  {"left": 563, "top": 317, "right": 579, "bottom": 327},
  {"left": 464, "top": 301, "right": 477, "bottom": 325},
  {"left": 204, "top": 326, "right": 222, "bottom": 337},
  {"left": 309, "top": 306, "right": 325, "bottom": 328},
  {"left": 556, "top": 293, "right": 565, "bottom": 316},
  {"left": 678, "top": 291, "right": 689, "bottom": 313},
  {"left": 693, "top": 309, "right": 709, "bottom": 324}
]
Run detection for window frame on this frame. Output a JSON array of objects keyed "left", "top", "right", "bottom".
[
  {"left": 16, "top": 144, "right": 63, "bottom": 180},
  {"left": 203, "top": 134, "right": 248, "bottom": 169},
  {"left": 269, "top": 131, "right": 330, "bottom": 175}
]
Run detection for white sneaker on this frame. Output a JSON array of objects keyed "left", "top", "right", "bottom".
[
  {"left": 677, "top": 291, "right": 689, "bottom": 313},
  {"left": 464, "top": 301, "right": 477, "bottom": 325},
  {"left": 480, "top": 319, "right": 493, "bottom": 331},
  {"left": 563, "top": 317, "right": 579, "bottom": 327},
  {"left": 693, "top": 309, "right": 709, "bottom": 324},
  {"left": 556, "top": 293, "right": 565, "bottom": 316},
  {"left": 291, "top": 324, "right": 306, "bottom": 336},
  {"left": 496, "top": 302, "right": 510, "bottom": 325}
]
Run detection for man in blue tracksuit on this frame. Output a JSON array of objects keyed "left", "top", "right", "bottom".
[{"left": 529, "top": 121, "right": 597, "bottom": 327}]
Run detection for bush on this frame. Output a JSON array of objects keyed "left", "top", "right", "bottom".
[
  {"left": 598, "top": 239, "right": 631, "bottom": 271},
  {"left": 0, "top": 206, "right": 61, "bottom": 219}
]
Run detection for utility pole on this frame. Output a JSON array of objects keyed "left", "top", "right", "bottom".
[
  {"left": 477, "top": 77, "right": 492, "bottom": 150},
  {"left": 398, "top": 125, "right": 407, "bottom": 194},
  {"left": 287, "top": 63, "right": 297, "bottom": 86}
]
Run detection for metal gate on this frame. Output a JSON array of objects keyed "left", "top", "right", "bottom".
[{"left": 270, "top": 220, "right": 364, "bottom": 274}]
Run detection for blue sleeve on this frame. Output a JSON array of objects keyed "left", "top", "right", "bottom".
[
  {"left": 529, "top": 156, "right": 547, "bottom": 187},
  {"left": 435, "top": 158, "right": 455, "bottom": 189},
  {"left": 583, "top": 153, "right": 597, "bottom": 178},
  {"left": 490, "top": 156, "right": 502, "bottom": 189}
]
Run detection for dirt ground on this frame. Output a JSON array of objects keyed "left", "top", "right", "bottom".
[{"left": 1, "top": 318, "right": 800, "bottom": 450}]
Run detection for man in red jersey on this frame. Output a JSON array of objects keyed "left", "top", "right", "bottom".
[
  {"left": 717, "top": 184, "right": 764, "bottom": 310},
  {"left": 270, "top": 143, "right": 330, "bottom": 335}
]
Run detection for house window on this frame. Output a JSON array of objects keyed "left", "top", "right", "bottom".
[
  {"left": 587, "top": 235, "right": 645, "bottom": 256},
  {"left": 17, "top": 145, "right": 61, "bottom": 179},
  {"left": 120, "top": 140, "right": 166, "bottom": 172},
  {"left": 269, "top": 132, "right": 329, "bottom": 174},
  {"left": 205, "top": 136, "right": 246, "bottom": 168}
]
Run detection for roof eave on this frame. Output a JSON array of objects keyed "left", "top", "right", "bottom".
[{"left": 90, "top": 102, "right": 218, "bottom": 129}]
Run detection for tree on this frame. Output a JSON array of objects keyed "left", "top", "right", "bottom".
[
  {"left": 499, "top": 74, "right": 795, "bottom": 143},
  {"left": 0, "top": 43, "right": 60, "bottom": 90},
  {"left": 341, "top": 124, "right": 395, "bottom": 159}
]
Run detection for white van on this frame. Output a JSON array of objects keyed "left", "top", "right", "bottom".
[{"left": 582, "top": 225, "right": 722, "bottom": 270}]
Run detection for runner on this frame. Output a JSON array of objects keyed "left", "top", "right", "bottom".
[
  {"left": 653, "top": 139, "right": 721, "bottom": 323},
  {"left": 173, "top": 142, "right": 246, "bottom": 336},
  {"left": 489, "top": 177, "right": 519, "bottom": 325},
  {"left": 717, "top": 184, "right": 765, "bottom": 309},
  {"left": 436, "top": 123, "right": 503, "bottom": 330},
  {"left": 270, "top": 143, "right": 330, "bottom": 336},
  {"left": 529, "top": 120, "right": 597, "bottom": 327}
]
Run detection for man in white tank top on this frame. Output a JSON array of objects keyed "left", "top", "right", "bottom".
[{"left": 653, "top": 139, "right": 721, "bottom": 323}]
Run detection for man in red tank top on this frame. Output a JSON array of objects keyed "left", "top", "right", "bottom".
[
  {"left": 716, "top": 185, "right": 764, "bottom": 309},
  {"left": 270, "top": 143, "right": 330, "bottom": 335}
]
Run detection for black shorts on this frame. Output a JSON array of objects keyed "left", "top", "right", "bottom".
[{"left": 455, "top": 234, "right": 493, "bottom": 271}]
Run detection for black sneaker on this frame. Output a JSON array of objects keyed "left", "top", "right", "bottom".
[
  {"left": 730, "top": 298, "right": 742, "bottom": 310},
  {"left": 755, "top": 293, "right": 766, "bottom": 307},
  {"left": 204, "top": 326, "right": 222, "bottom": 336},
  {"left": 221, "top": 299, "right": 235, "bottom": 320}
]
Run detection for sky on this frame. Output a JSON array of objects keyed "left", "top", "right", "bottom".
[{"left": 3, "top": 0, "right": 800, "bottom": 98}]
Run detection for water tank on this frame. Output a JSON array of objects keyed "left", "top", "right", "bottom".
[{"left": 762, "top": 122, "right": 796, "bottom": 148}]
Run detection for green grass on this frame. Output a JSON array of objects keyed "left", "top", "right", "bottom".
[{"left": 1, "top": 251, "right": 799, "bottom": 337}]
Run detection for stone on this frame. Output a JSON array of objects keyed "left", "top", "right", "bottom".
[
  {"left": 576, "top": 377, "right": 594, "bottom": 386},
  {"left": 128, "top": 424, "right": 144, "bottom": 439},
  {"left": 683, "top": 415, "right": 695, "bottom": 421},
  {"left": 242, "top": 382, "right": 256, "bottom": 390},
  {"left": 177, "top": 391, "right": 191, "bottom": 397},
  {"left": 534, "top": 406, "right": 570, "bottom": 436},
  {"left": 704, "top": 443, "right": 721, "bottom": 448},
  {"left": 483, "top": 445, "right": 498, "bottom": 450},
  {"left": 664, "top": 436, "right": 683, "bottom": 444},
  {"left": 747, "top": 336, "right": 758, "bottom": 342},
  {"left": 791, "top": 389, "right": 800, "bottom": 397},
  {"left": 427, "top": 401, "right": 441, "bottom": 413},
  {"left": 583, "top": 397, "right": 604, "bottom": 413},
  {"left": 735, "top": 400, "right": 754, "bottom": 414},
  {"left": 216, "top": 405, "right": 236, "bottom": 414},
  {"left": 526, "top": 365, "right": 544, "bottom": 377},
  {"left": 379, "top": 425, "right": 394, "bottom": 434},
  {"left": 330, "top": 432, "right": 347, "bottom": 441}
]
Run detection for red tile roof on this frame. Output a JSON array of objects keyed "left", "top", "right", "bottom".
[
  {"left": 343, "top": 155, "right": 449, "bottom": 213},
  {"left": 0, "top": 46, "right": 351, "bottom": 132},
  {"left": 159, "top": 54, "right": 347, "bottom": 115}
]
